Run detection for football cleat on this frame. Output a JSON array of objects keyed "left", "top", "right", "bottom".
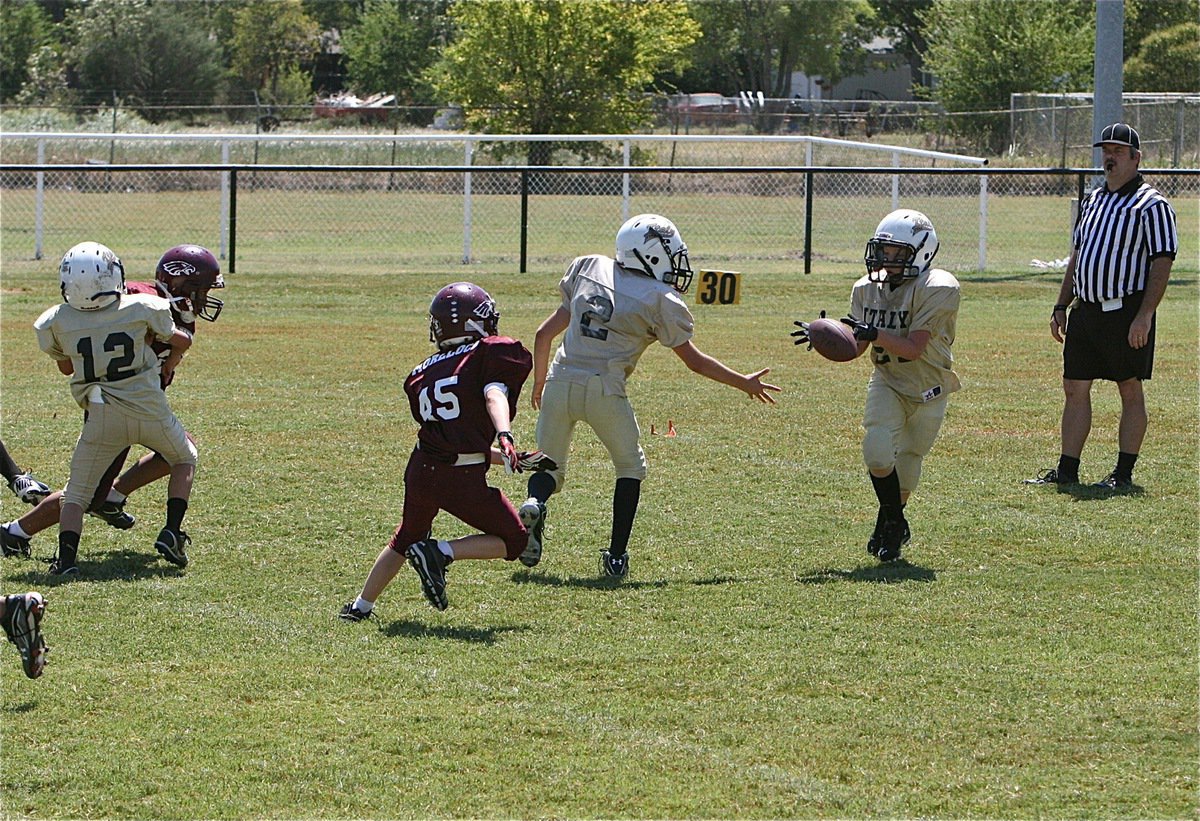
[
  {"left": 1, "top": 524, "right": 32, "bottom": 559},
  {"left": 8, "top": 473, "right": 51, "bottom": 506},
  {"left": 154, "top": 528, "right": 190, "bottom": 568},
  {"left": 867, "top": 516, "right": 909, "bottom": 557},
  {"left": 1094, "top": 472, "right": 1134, "bottom": 490},
  {"left": 600, "top": 549, "right": 629, "bottom": 579},
  {"left": 338, "top": 602, "right": 372, "bottom": 622},
  {"left": 89, "top": 500, "right": 135, "bottom": 530},
  {"left": 48, "top": 544, "right": 79, "bottom": 576},
  {"left": 875, "top": 519, "right": 909, "bottom": 563},
  {"left": 406, "top": 538, "right": 449, "bottom": 611},
  {"left": 518, "top": 497, "right": 546, "bottom": 568},
  {"left": 1024, "top": 468, "right": 1077, "bottom": 486},
  {"left": 3, "top": 592, "right": 48, "bottom": 679}
]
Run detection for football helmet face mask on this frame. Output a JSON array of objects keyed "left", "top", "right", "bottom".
[
  {"left": 614, "top": 213, "right": 693, "bottom": 293},
  {"left": 864, "top": 209, "right": 939, "bottom": 284},
  {"left": 59, "top": 242, "right": 126, "bottom": 311},
  {"left": 155, "top": 245, "right": 225, "bottom": 322},
  {"left": 429, "top": 282, "right": 500, "bottom": 350}
]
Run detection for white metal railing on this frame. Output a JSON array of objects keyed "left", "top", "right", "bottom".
[{"left": 1, "top": 132, "right": 989, "bottom": 266}]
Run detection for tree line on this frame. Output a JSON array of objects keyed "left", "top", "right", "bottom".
[{"left": 1, "top": 0, "right": 1196, "bottom": 153}]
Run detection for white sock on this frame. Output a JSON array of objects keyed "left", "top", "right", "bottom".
[
  {"left": 107, "top": 490, "right": 127, "bottom": 504},
  {"left": 353, "top": 596, "right": 374, "bottom": 613},
  {"left": 7, "top": 522, "right": 31, "bottom": 540},
  {"left": 438, "top": 540, "right": 454, "bottom": 560}
]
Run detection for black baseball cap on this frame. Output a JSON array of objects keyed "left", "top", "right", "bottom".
[{"left": 1093, "top": 122, "right": 1140, "bottom": 150}]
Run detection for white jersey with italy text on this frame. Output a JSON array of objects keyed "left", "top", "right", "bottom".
[{"left": 850, "top": 267, "right": 961, "bottom": 403}]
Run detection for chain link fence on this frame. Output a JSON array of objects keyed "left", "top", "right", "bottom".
[
  {"left": 1, "top": 133, "right": 1196, "bottom": 279},
  {"left": 1010, "top": 93, "right": 1200, "bottom": 167}
]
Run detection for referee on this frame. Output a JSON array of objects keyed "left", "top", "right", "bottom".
[{"left": 1027, "top": 122, "right": 1179, "bottom": 489}]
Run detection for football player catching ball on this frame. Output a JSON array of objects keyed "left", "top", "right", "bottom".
[{"left": 794, "top": 209, "right": 961, "bottom": 563}]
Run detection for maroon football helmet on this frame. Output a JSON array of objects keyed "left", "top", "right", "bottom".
[
  {"left": 155, "top": 244, "right": 225, "bottom": 321},
  {"left": 429, "top": 282, "right": 499, "bottom": 350}
]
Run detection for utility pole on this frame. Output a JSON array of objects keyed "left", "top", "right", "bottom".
[{"left": 1092, "top": 0, "right": 1124, "bottom": 168}]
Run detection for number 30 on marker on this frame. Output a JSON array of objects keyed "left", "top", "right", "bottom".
[{"left": 695, "top": 270, "right": 741, "bottom": 305}]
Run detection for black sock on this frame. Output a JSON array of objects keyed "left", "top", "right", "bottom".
[
  {"left": 58, "top": 530, "right": 81, "bottom": 560},
  {"left": 1056, "top": 455, "right": 1080, "bottom": 481},
  {"left": 166, "top": 497, "right": 188, "bottom": 531},
  {"left": 0, "top": 446, "right": 20, "bottom": 482},
  {"left": 1115, "top": 452, "right": 1138, "bottom": 479},
  {"left": 609, "top": 478, "right": 641, "bottom": 556},
  {"left": 869, "top": 470, "right": 903, "bottom": 522},
  {"left": 527, "top": 471, "right": 555, "bottom": 505}
]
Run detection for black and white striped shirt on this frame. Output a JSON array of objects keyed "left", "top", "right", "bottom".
[{"left": 1072, "top": 174, "right": 1178, "bottom": 303}]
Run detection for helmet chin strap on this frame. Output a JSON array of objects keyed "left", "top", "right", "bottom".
[{"left": 629, "top": 249, "right": 660, "bottom": 279}]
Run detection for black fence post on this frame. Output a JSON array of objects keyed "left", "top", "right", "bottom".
[
  {"left": 520, "top": 170, "right": 529, "bottom": 274},
  {"left": 804, "top": 170, "right": 814, "bottom": 274},
  {"left": 229, "top": 169, "right": 238, "bottom": 274}
]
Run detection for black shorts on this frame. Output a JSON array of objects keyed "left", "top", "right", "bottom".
[{"left": 1063, "top": 290, "right": 1155, "bottom": 382}]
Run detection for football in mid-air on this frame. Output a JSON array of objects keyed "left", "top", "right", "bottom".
[{"left": 808, "top": 317, "right": 862, "bottom": 362}]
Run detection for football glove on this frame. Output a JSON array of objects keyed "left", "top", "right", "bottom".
[
  {"left": 516, "top": 450, "right": 557, "bottom": 473},
  {"left": 840, "top": 315, "right": 879, "bottom": 342},
  {"left": 497, "top": 432, "right": 520, "bottom": 474},
  {"left": 790, "top": 309, "right": 826, "bottom": 348},
  {"left": 8, "top": 472, "right": 51, "bottom": 506}
]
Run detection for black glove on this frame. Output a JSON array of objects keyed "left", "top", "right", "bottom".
[
  {"left": 790, "top": 310, "right": 826, "bottom": 348},
  {"left": 840, "top": 315, "right": 878, "bottom": 342}
]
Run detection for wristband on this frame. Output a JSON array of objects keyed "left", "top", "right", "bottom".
[{"left": 1052, "top": 304, "right": 1068, "bottom": 316}]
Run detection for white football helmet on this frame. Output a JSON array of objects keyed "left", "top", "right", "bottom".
[
  {"left": 864, "top": 209, "right": 938, "bottom": 283},
  {"left": 60, "top": 242, "right": 126, "bottom": 310},
  {"left": 615, "top": 213, "right": 693, "bottom": 293}
]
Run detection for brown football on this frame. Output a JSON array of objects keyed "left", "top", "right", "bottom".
[{"left": 808, "top": 317, "right": 862, "bottom": 362}]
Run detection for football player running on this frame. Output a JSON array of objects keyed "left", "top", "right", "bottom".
[
  {"left": 340, "top": 282, "right": 542, "bottom": 617},
  {"left": 794, "top": 209, "right": 960, "bottom": 563},
  {"left": 518, "top": 214, "right": 780, "bottom": 579},
  {"left": 1, "top": 245, "right": 223, "bottom": 570}
]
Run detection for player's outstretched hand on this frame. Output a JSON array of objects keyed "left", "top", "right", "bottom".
[
  {"left": 839, "top": 315, "right": 879, "bottom": 342},
  {"left": 790, "top": 310, "right": 827, "bottom": 348},
  {"left": 516, "top": 450, "right": 557, "bottom": 473},
  {"left": 745, "top": 368, "right": 781, "bottom": 404},
  {"left": 497, "top": 432, "right": 521, "bottom": 474}
]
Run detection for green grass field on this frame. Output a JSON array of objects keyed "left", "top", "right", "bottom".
[{"left": 1, "top": 239, "right": 1197, "bottom": 816}]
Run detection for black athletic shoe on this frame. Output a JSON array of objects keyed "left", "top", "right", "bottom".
[
  {"left": 1, "top": 525, "right": 32, "bottom": 559},
  {"left": 867, "top": 518, "right": 909, "bottom": 557},
  {"left": 599, "top": 549, "right": 629, "bottom": 579},
  {"left": 1024, "top": 468, "right": 1078, "bottom": 485},
  {"left": 48, "top": 544, "right": 78, "bottom": 576},
  {"left": 406, "top": 539, "right": 449, "bottom": 611},
  {"left": 3, "top": 592, "right": 48, "bottom": 679},
  {"left": 338, "top": 601, "right": 372, "bottom": 622},
  {"left": 1094, "top": 472, "right": 1134, "bottom": 490},
  {"left": 90, "top": 500, "right": 135, "bottom": 530},
  {"left": 518, "top": 497, "right": 546, "bottom": 568},
  {"left": 154, "top": 528, "right": 190, "bottom": 568},
  {"left": 876, "top": 519, "right": 908, "bottom": 563}
]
